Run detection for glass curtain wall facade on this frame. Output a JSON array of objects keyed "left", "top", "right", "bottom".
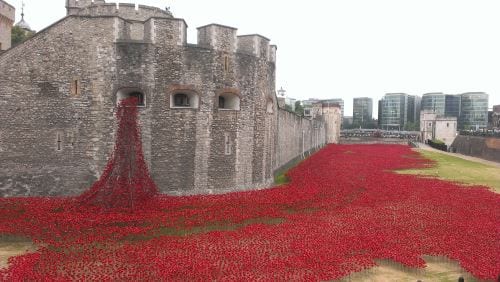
[
  {"left": 406, "top": 95, "right": 421, "bottom": 124},
  {"left": 353, "top": 97, "right": 373, "bottom": 127},
  {"left": 421, "top": 93, "right": 445, "bottom": 116},
  {"left": 459, "top": 92, "right": 489, "bottom": 129},
  {"left": 380, "top": 93, "right": 407, "bottom": 130},
  {"left": 444, "top": 94, "right": 461, "bottom": 118}
]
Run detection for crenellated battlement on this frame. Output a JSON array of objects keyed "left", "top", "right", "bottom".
[
  {"left": 65, "top": 1, "right": 275, "bottom": 61},
  {"left": 196, "top": 24, "right": 276, "bottom": 62},
  {"left": 66, "top": 0, "right": 172, "bottom": 21}
]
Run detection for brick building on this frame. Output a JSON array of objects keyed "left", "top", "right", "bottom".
[{"left": 0, "top": 0, "right": 339, "bottom": 196}]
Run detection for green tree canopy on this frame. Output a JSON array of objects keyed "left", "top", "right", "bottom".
[
  {"left": 294, "top": 101, "right": 304, "bottom": 117},
  {"left": 11, "top": 26, "right": 35, "bottom": 47}
]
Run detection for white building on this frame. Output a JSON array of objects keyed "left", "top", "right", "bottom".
[{"left": 420, "top": 111, "right": 457, "bottom": 146}]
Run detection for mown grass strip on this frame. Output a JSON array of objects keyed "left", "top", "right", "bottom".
[{"left": 397, "top": 149, "right": 500, "bottom": 193}]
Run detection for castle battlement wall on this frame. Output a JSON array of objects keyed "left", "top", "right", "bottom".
[
  {"left": 67, "top": 0, "right": 173, "bottom": 21},
  {"left": 196, "top": 24, "right": 275, "bottom": 62},
  {"left": 197, "top": 24, "right": 237, "bottom": 53},
  {"left": 0, "top": 0, "right": 14, "bottom": 51},
  {"left": 64, "top": 1, "right": 273, "bottom": 60}
]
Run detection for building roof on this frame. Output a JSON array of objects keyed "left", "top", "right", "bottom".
[
  {"left": 15, "top": 18, "right": 31, "bottom": 30},
  {"left": 15, "top": 1, "right": 31, "bottom": 31}
]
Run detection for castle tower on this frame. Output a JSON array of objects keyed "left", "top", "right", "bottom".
[
  {"left": 66, "top": 0, "right": 94, "bottom": 15},
  {"left": 322, "top": 103, "right": 342, "bottom": 144},
  {"left": 0, "top": 0, "right": 15, "bottom": 50}
]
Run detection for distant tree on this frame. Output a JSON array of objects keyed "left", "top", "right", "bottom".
[
  {"left": 403, "top": 122, "right": 419, "bottom": 131},
  {"left": 294, "top": 101, "right": 304, "bottom": 117},
  {"left": 285, "top": 104, "right": 293, "bottom": 112},
  {"left": 11, "top": 26, "right": 35, "bottom": 47}
]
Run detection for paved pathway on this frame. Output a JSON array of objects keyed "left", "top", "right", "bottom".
[{"left": 415, "top": 143, "right": 500, "bottom": 168}]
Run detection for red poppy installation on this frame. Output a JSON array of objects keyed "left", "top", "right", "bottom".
[
  {"left": 0, "top": 144, "right": 499, "bottom": 279},
  {"left": 78, "top": 97, "right": 158, "bottom": 210}
]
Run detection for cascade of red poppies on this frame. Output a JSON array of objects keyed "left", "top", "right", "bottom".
[{"left": 78, "top": 97, "right": 158, "bottom": 209}]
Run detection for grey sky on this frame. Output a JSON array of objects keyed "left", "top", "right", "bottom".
[{"left": 9, "top": 0, "right": 500, "bottom": 117}]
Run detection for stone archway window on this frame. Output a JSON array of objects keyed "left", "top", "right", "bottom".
[
  {"left": 218, "top": 93, "right": 240, "bottom": 111},
  {"left": 174, "top": 93, "right": 190, "bottom": 107},
  {"left": 170, "top": 91, "right": 199, "bottom": 109},
  {"left": 117, "top": 88, "right": 145, "bottom": 107}
]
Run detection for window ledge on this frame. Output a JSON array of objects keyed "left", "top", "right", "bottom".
[
  {"left": 218, "top": 108, "right": 240, "bottom": 111},
  {"left": 170, "top": 106, "right": 198, "bottom": 109}
]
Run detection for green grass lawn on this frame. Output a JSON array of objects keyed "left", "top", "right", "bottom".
[{"left": 398, "top": 149, "right": 500, "bottom": 193}]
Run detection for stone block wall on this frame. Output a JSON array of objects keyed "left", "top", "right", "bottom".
[
  {"left": 451, "top": 136, "right": 500, "bottom": 163},
  {"left": 0, "top": 16, "right": 119, "bottom": 196},
  {"left": 275, "top": 109, "right": 326, "bottom": 170},
  {"left": 0, "top": 0, "right": 14, "bottom": 50}
]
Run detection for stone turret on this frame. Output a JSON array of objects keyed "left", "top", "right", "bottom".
[{"left": 0, "top": 0, "right": 15, "bottom": 51}]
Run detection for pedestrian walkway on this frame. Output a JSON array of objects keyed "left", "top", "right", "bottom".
[{"left": 415, "top": 143, "right": 500, "bottom": 168}]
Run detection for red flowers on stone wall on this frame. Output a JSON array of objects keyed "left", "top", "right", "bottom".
[
  {"left": 0, "top": 110, "right": 498, "bottom": 280},
  {"left": 79, "top": 97, "right": 158, "bottom": 210}
]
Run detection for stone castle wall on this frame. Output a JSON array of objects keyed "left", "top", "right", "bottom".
[
  {"left": 276, "top": 110, "right": 326, "bottom": 169},
  {"left": 0, "top": 0, "right": 15, "bottom": 50},
  {"left": 0, "top": 2, "right": 333, "bottom": 197},
  {"left": 451, "top": 136, "right": 500, "bottom": 163}
]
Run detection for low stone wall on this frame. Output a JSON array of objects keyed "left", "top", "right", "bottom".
[
  {"left": 451, "top": 135, "right": 500, "bottom": 163},
  {"left": 274, "top": 109, "right": 326, "bottom": 171},
  {"left": 340, "top": 137, "right": 410, "bottom": 145}
]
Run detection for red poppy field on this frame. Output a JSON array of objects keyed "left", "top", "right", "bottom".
[{"left": 0, "top": 144, "right": 499, "bottom": 281}]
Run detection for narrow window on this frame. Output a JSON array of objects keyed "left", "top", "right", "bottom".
[
  {"left": 447, "top": 123, "right": 449, "bottom": 127},
  {"left": 224, "top": 56, "right": 229, "bottom": 72},
  {"left": 224, "top": 133, "right": 232, "bottom": 155},
  {"left": 72, "top": 79, "right": 80, "bottom": 96},
  {"left": 56, "top": 133, "right": 62, "bottom": 151},
  {"left": 174, "top": 93, "right": 190, "bottom": 107},
  {"left": 68, "top": 132, "right": 75, "bottom": 148}
]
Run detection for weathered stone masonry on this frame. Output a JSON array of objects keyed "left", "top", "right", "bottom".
[
  {"left": 0, "top": 0, "right": 338, "bottom": 196},
  {"left": 0, "top": 0, "right": 15, "bottom": 51}
]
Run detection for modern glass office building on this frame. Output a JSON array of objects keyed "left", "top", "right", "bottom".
[
  {"left": 406, "top": 95, "right": 421, "bottom": 124},
  {"left": 459, "top": 92, "right": 489, "bottom": 129},
  {"left": 379, "top": 93, "right": 407, "bottom": 130},
  {"left": 353, "top": 97, "right": 373, "bottom": 126},
  {"left": 421, "top": 93, "right": 446, "bottom": 116},
  {"left": 378, "top": 93, "right": 420, "bottom": 130},
  {"left": 444, "top": 94, "right": 461, "bottom": 118}
]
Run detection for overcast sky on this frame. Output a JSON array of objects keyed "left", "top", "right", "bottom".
[{"left": 9, "top": 0, "right": 500, "bottom": 117}]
